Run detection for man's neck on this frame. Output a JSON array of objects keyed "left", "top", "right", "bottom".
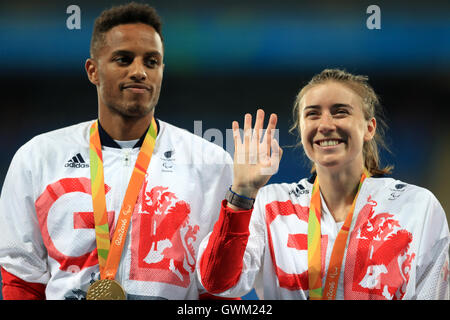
[
  {"left": 99, "top": 111, "right": 153, "bottom": 141},
  {"left": 315, "top": 163, "right": 364, "bottom": 222}
]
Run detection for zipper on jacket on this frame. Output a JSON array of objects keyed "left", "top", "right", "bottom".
[{"left": 124, "top": 150, "right": 131, "bottom": 167}]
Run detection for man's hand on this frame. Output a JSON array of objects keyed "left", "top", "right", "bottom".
[{"left": 231, "top": 109, "right": 282, "bottom": 200}]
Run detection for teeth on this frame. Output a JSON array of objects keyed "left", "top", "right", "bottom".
[{"left": 319, "top": 140, "right": 340, "bottom": 147}]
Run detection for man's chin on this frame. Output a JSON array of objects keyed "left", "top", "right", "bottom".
[{"left": 110, "top": 103, "right": 155, "bottom": 119}]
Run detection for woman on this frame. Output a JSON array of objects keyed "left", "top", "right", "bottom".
[{"left": 197, "top": 69, "right": 449, "bottom": 300}]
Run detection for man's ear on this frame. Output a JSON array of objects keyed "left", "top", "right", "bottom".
[{"left": 85, "top": 58, "right": 99, "bottom": 85}]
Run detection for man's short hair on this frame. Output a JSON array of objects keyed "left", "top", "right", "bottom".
[{"left": 90, "top": 2, "right": 163, "bottom": 59}]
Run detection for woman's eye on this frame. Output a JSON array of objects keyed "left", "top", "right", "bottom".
[
  {"left": 336, "top": 109, "right": 349, "bottom": 115},
  {"left": 306, "top": 111, "right": 319, "bottom": 117}
]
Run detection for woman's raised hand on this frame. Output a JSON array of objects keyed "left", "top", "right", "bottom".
[{"left": 231, "top": 109, "right": 283, "bottom": 199}]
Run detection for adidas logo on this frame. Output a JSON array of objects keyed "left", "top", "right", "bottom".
[{"left": 65, "top": 153, "right": 89, "bottom": 168}]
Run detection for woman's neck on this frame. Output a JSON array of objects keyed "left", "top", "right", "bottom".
[{"left": 315, "top": 164, "right": 364, "bottom": 222}]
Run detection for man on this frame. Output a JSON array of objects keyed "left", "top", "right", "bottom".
[{"left": 0, "top": 2, "right": 232, "bottom": 300}]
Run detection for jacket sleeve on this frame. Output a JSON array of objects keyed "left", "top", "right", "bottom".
[
  {"left": 197, "top": 192, "right": 266, "bottom": 298},
  {"left": 415, "top": 192, "right": 449, "bottom": 300},
  {"left": 1, "top": 267, "right": 46, "bottom": 300},
  {"left": 0, "top": 143, "right": 50, "bottom": 299},
  {"left": 199, "top": 200, "right": 253, "bottom": 294}
]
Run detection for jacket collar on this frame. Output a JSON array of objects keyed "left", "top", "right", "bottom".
[
  {"left": 306, "top": 170, "right": 386, "bottom": 184},
  {"left": 97, "top": 118, "right": 160, "bottom": 149}
]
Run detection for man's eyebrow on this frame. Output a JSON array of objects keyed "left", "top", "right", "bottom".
[
  {"left": 110, "top": 50, "right": 162, "bottom": 57},
  {"left": 111, "top": 50, "right": 134, "bottom": 56},
  {"left": 144, "top": 51, "right": 162, "bottom": 57}
]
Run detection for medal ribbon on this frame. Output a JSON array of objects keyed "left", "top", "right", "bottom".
[
  {"left": 89, "top": 118, "right": 157, "bottom": 280},
  {"left": 307, "top": 169, "right": 370, "bottom": 300}
]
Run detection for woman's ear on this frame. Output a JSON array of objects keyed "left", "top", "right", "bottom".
[
  {"left": 85, "top": 58, "right": 99, "bottom": 85},
  {"left": 364, "top": 117, "right": 377, "bottom": 141}
]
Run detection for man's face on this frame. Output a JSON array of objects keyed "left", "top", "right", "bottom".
[{"left": 88, "top": 23, "right": 164, "bottom": 119}]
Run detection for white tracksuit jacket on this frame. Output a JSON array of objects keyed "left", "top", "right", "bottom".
[
  {"left": 0, "top": 119, "right": 232, "bottom": 300},
  {"left": 197, "top": 177, "right": 450, "bottom": 300}
]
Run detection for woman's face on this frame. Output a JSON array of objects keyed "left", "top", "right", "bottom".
[{"left": 299, "top": 81, "right": 376, "bottom": 172}]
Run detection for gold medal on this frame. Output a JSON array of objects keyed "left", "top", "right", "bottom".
[{"left": 86, "top": 279, "right": 126, "bottom": 300}]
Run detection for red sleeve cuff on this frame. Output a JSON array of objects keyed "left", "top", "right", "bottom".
[
  {"left": 218, "top": 199, "right": 253, "bottom": 234},
  {"left": 1, "top": 268, "right": 46, "bottom": 300},
  {"left": 199, "top": 200, "right": 253, "bottom": 294}
]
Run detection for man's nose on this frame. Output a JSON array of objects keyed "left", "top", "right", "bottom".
[{"left": 129, "top": 60, "right": 147, "bottom": 81}]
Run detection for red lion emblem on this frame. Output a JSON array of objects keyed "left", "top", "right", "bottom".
[
  {"left": 345, "top": 196, "right": 415, "bottom": 299},
  {"left": 130, "top": 178, "right": 199, "bottom": 287}
]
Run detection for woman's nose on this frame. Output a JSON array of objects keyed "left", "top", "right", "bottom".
[{"left": 317, "top": 113, "right": 336, "bottom": 133}]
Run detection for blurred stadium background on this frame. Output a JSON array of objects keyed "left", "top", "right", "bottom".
[{"left": 0, "top": 0, "right": 449, "bottom": 300}]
